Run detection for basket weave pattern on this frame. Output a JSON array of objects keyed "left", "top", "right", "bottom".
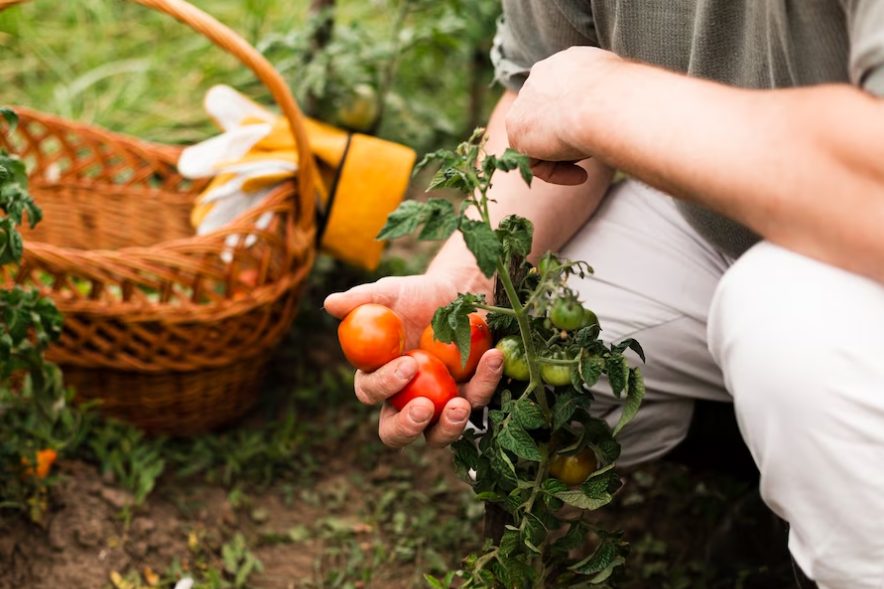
[{"left": 0, "top": 0, "right": 318, "bottom": 433}]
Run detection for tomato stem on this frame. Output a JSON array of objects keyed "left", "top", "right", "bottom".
[
  {"left": 474, "top": 303, "right": 515, "bottom": 315},
  {"left": 536, "top": 357, "right": 578, "bottom": 366},
  {"left": 495, "top": 260, "right": 550, "bottom": 416}
]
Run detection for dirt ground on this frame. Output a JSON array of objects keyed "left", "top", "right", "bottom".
[{"left": 0, "top": 440, "right": 798, "bottom": 588}]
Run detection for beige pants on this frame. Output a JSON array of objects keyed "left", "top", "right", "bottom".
[{"left": 562, "top": 179, "right": 884, "bottom": 589}]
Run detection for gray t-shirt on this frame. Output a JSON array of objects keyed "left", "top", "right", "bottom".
[{"left": 492, "top": 0, "right": 884, "bottom": 258}]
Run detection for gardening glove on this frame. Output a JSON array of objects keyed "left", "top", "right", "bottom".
[{"left": 178, "top": 85, "right": 416, "bottom": 269}]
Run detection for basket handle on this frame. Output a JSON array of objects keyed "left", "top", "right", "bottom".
[{"left": 0, "top": 0, "right": 318, "bottom": 228}]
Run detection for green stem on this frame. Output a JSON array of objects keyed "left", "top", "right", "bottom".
[
  {"left": 474, "top": 303, "right": 515, "bottom": 315},
  {"left": 496, "top": 260, "right": 550, "bottom": 416},
  {"left": 536, "top": 357, "right": 579, "bottom": 366}
]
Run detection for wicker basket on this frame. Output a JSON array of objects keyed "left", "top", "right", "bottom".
[{"left": 0, "top": 0, "right": 319, "bottom": 433}]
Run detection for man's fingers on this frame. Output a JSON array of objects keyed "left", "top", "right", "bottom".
[
  {"left": 461, "top": 349, "right": 504, "bottom": 408},
  {"left": 530, "top": 159, "right": 588, "bottom": 186},
  {"left": 378, "top": 398, "right": 436, "bottom": 448},
  {"left": 323, "top": 281, "right": 396, "bottom": 318},
  {"left": 425, "top": 397, "right": 473, "bottom": 448},
  {"left": 354, "top": 356, "right": 418, "bottom": 405}
]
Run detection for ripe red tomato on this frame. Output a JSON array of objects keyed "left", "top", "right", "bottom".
[
  {"left": 419, "top": 313, "right": 492, "bottom": 382},
  {"left": 338, "top": 303, "right": 406, "bottom": 372},
  {"left": 389, "top": 350, "right": 459, "bottom": 422},
  {"left": 549, "top": 448, "right": 598, "bottom": 486}
]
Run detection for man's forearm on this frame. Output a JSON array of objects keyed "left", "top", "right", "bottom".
[
  {"left": 428, "top": 91, "right": 615, "bottom": 289},
  {"left": 570, "top": 60, "right": 884, "bottom": 282}
]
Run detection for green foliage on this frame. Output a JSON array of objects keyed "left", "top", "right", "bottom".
[
  {"left": 380, "top": 132, "right": 647, "bottom": 587},
  {"left": 258, "top": 0, "right": 501, "bottom": 151}
]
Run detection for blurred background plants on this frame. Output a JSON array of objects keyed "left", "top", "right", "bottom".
[{"left": 0, "top": 0, "right": 501, "bottom": 151}]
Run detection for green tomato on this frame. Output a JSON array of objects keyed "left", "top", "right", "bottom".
[
  {"left": 537, "top": 254, "right": 561, "bottom": 276},
  {"left": 549, "top": 297, "right": 585, "bottom": 331},
  {"left": 580, "top": 308, "right": 601, "bottom": 339},
  {"left": 495, "top": 336, "right": 530, "bottom": 381},
  {"left": 540, "top": 357, "right": 573, "bottom": 387},
  {"left": 334, "top": 83, "right": 379, "bottom": 132}
]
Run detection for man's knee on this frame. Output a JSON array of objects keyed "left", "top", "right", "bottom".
[
  {"left": 707, "top": 242, "right": 837, "bottom": 429},
  {"left": 707, "top": 242, "right": 884, "bottom": 587}
]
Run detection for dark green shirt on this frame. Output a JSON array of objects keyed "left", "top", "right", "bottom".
[{"left": 492, "top": 0, "right": 884, "bottom": 258}]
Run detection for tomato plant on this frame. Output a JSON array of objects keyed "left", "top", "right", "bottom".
[
  {"left": 338, "top": 303, "right": 406, "bottom": 372},
  {"left": 1, "top": 107, "right": 83, "bottom": 523},
  {"left": 388, "top": 349, "right": 458, "bottom": 422},
  {"left": 378, "top": 130, "right": 646, "bottom": 587},
  {"left": 420, "top": 312, "right": 492, "bottom": 382}
]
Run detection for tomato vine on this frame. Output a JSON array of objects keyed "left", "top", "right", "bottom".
[{"left": 378, "top": 130, "right": 646, "bottom": 587}]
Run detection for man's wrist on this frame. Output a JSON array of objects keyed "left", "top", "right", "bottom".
[{"left": 563, "top": 51, "right": 629, "bottom": 157}]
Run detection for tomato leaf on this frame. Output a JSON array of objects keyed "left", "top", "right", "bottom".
[
  {"left": 612, "top": 337, "right": 646, "bottom": 363},
  {"left": 520, "top": 513, "right": 546, "bottom": 552},
  {"left": 431, "top": 293, "right": 483, "bottom": 366},
  {"left": 552, "top": 520, "right": 590, "bottom": 555},
  {"left": 613, "top": 367, "right": 646, "bottom": 437},
  {"left": 376, "top": 200, "right": 427, "bottom": 239},
  {"left": 585, "top": 417, "right": 621, "bottom": 464},
  {"left": 499, "top": 528, "right": 521, "bottom": 558},
  {"left": 418, "top": 199, "right": 459, "bottom": 240},
  {"left": 513, "top": 397, "right": 546, "bottom": 430},
  {"left": 569, "top": 533, "right": 626, "bottom": 576},
  {"left": 451, "top": 437, "right": 480, "bottom": 477},
  {"left": 489, "top": 448, "right": 519, "bottom": 485},
  {"left": 485, "top": 309, "right": 518, "bottom": 337},
  {"left": 579, "top": 353, "right": 605, "bottom": 388},
  {"left": 554, "top": 465, "right": 620, "bottom": 511},
  {"left": 495, "top": 215, "right": 533, "bottom": 261},
  {"left": 552, "top": 390, "right": 580, "bottom": 430},
  {"left": 460, "top": 219, "right": 501, "bottom": 277},
  {"left": 494, "top": 148, "right": 534, "bottom": 187},
  {"left": 376, "top": 198, "right": 460, "bottom": 241},
  {"left": 496, "top": 424, "right": 542, "bottom": 462},
  {"left": 605, "top": 352, "right": 629, "bottom": 398}
]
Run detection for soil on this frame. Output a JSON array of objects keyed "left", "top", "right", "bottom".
[{"left": 0, "top": 436, "right": 470, "bottom": 589}]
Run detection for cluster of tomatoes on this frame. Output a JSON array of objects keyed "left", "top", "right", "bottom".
[
  {"left": 496, "top": 295, "right": 599, "bottom": 387},
  {"left": 336, "top": 303, "right": 492, "bottom": 422},
  {"left": 336, "top": 299, "right": 601, "bottom": 486}
]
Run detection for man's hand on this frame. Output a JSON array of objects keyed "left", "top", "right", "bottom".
[
  {"left": 324, "top": 274, "right": 503, "bottom": 448},
  {"left": 506, "top": 47, "right": 623, "bottom": 186}
]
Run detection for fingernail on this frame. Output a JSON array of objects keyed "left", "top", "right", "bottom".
[
  {"left": 488, "top": 357, "right": 503, "bottom": 371},
  {"left": 409, "top": 404, "right": 434, "bottom": 422},
  {"left": 448, "top": 406, "right": 469, "bottom": 422},
  {"left": 396, "top": 360, "right": 416, "bottom": 380}
]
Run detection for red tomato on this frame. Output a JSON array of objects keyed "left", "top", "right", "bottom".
[
  {"left": 389, "top": 350, "right": 459, "bottom": 422},
  {"left": 418, "top": 313, "right": 492, "bottom": 382},
  {"left": 338, "top": 304, "right": 406, "bottom": 372}
]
